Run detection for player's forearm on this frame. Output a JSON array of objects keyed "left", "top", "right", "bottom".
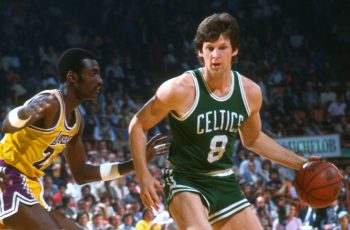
[
  {"left": 73, "top": 164, "right": 102, "bottom": 184},
  {"left": 118, "top": 160, "right": 135, "bottom": 175},
  {"left": 129, "top": 125, "right": 151, "bottom": 177},
  {"left": 245, "top": 132, "right": 307, "bottom": 170}
]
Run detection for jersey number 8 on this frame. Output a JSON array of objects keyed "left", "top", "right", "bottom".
[{"left": 207, "top": 135, "right": 228, "bottom": 163}]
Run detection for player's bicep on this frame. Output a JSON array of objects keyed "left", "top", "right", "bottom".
[
  {"left": 133, "top": 96, "right": 169, "bottom": 131},
  {"left": 64, "top": 115, "right": 86, "bottom": 176},
  {"left": 239, "top": 111, "right": 262, "bottom": 147},
  {"left": 239, "top": 77, "right": 263, "bottom": 147},
  {"left": 2, "top": 94, "right": 58, "bottom": 133},
  {"left": 133, "top": 82, "right": 174, "bottom": 131}
]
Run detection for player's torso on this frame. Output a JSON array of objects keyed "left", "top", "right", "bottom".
[
  {"left": 168, "top": 68, "right": 250, "bottom": 173},
  {"left": 0, "top": 89, "right": 81, "bottom": 178}
]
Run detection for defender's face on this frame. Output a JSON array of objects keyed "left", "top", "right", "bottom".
[
  {"left": 76, "top": 59, "right": 103, "bottom": 100},
  {"left": 199, "top": 34, "right": 238, "bottom": 74}
]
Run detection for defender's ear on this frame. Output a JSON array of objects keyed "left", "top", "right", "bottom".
[{"left": 66, "top": 70, "right": 77, "bottom": 83}]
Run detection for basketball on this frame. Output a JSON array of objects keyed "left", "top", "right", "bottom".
[{"left": 295, "top": 161, "right": 343, "bottom": 208}]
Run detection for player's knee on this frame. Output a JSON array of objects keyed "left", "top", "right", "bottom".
[{"left": 188, "top": 223, "right": 212, "bottom": 230}]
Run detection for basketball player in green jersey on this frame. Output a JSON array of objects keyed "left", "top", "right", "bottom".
[
  {"left": 0, "top": 48, "right": 169, "bottom": 230},
  {"left": 129, "top": 13, "right": 309, "bottom": 229}
]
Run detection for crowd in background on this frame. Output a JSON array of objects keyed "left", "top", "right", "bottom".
[{"left": 0, "top": 0, "right": 350, "bottom": 229}]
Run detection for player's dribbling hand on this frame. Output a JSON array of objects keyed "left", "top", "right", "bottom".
[
  {"left": 0, "top": 167, "right": 12, "bottom": 192},
  {"left": 139, "top": 173, "right": 163, "bottom": 211},
  {"left": 146, "top": 133, "right": 170, "bottom": 162},
  {"left": 307, "top": 155, "right": 322, "bottom": 162}
]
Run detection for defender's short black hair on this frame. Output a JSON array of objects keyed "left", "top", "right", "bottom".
[{"left": 57, "top": 48, "right": 96, "bottom": 83}]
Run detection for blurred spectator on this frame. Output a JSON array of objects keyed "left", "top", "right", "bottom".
[
  {"left": 268, "top": 66, "right": 284, "bottom": 86},
  {"left": 299, "top": 206, "right": 317, "bottom": 230},
  {"left": 62, "top": 195, "right": 78, "bottom": 220},
  {"left": 135, "top": 209, "right": 161, "bottom": 230},
  {"left": 119, "top": 212, "right": 136, "bottom": 230},
  {"left": 319, "top": 83, "right": 337, "bottom": 109},
  {"left": 130, "top": 200, "right": 143, "bottom": 222},
  {"left": 111, "top": 177, "right": 130, "bottom": 202},
  {"left": 328, "top": 94, "right": 347, "bottom": 118},
  {"left": 105, "top": 57, "right": 125, "bottom": 80},
  {"left": 91, "top": 211, "right": 108, "bottom": 230},
  {"left": 239, "top": 152, "right": 262, "bottom": 175},
  {"left": 43, "top": 174, "right": 59, "bottom": 197},
  {"left": 278, "top": 165, "right": 295, "bottom": 182},
  {"left": 255, "top": 196, "right": 273, "bottom": 229},
  {"left": 53, "top": 182, "right": 69, "bottom": 205},
  {"left": 272, "top": 203, "right": 302, "bottom": 230},
  {"left": 84, "top": 103, "right": 100, "bottom": 141},
  {"left": 302, "top": 81, "right": 319, "bottom": 110},
  {"left": 107, "top": 214, "right": 122, "bottom": 229},
  {"left": 266, "top": 168, "right": 282, "bottom": 193},
  {"left": 263, "top": 189, "right": 278, "bottom": 221},
  {"left": 289, "top": 29, "right": 304, "bottom": 49},
  {"left": 76, "top": 211, "right": 91, "bottom": 230},
  {"left": 103, "top": 104, "right": 119, "bottom": 126},
  {"left": 124, "top": 181, "right": 141, "bottom": 204},
  {"left": 242, "top": 183, "right": 255, "bottom": 204},
  {"left": 94, "top": 115, "right": 116, "bottom": 142},
  {"left": 259, "top": 159, "right": 272, "bottom": 183},
  {"left": 336, "top": 211, "right": 350, "bottom": 230},
  {"left": 243, "top": 162, "right": 260, "bottom": 185},
  {"left": 321, "top": 200, "right": 344, "bottom": 229}
]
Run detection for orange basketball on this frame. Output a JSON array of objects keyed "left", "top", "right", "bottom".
[{"left": 295, "top": 161, "right": 343, "bottom": 208}]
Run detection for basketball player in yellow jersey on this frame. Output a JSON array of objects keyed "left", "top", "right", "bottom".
[{"left": 0, "top": 48, "right": 169, "bottom": 230}]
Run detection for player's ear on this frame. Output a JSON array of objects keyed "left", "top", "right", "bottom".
[
  {"left": 67, "top": 70, "right": 77, "bottom": 84},
  {"left": 232, "top": 48, "right": 238, "bottom": 57},
  {"left": 198, "top": 49, "right": 203, "bottom": 58}
]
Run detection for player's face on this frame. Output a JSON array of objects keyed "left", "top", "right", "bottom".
[
  {"left": 77, "top": 59, "right": 103, "bottom": 100},
  {"left": 199, "top": 34, "right": 238, "bottom": 75}
]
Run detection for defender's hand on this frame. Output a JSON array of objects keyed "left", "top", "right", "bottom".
[{"left": 146, "top": 133, "right": 170, "bottom": 162}]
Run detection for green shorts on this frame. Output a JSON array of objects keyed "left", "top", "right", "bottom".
[{"left": 162, "top": 168, "right": 251, "bottom": 224}]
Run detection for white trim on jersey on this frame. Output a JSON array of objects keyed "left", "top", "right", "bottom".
[
  {"left": 202, "top": 168, "right": 234, "bottom": 177},
  {"left": 25, "top": 89, "right": 63, "bottom": 132},
  {"left": 236, "top": 71, "right": 251, "bottom": 116},
  {"left": 199, "top": 68, "right": 234, "bottom": 102},
  {"left": 170, "top": 71, "right": 200, "bottom": 121}
]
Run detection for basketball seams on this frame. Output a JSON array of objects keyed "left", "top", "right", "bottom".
[
  {"left": 307, "top": 179, "right": 343, "bottom": 193},
  {"left": 303, "top": 164, "right": 333, "bottom": 191},
  {"left": 306, "top": 191, "right": 338, "bottom": 202}
]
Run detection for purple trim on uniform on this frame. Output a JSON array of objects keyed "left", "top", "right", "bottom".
[{"left": 0, "top": 161, "right": 38, "bottom": 219}]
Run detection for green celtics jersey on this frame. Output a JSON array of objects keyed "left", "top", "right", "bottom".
[{"left": 168, "top": 68, "right": 250, "bottom": 173}]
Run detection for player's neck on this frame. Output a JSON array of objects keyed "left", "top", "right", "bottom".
[
  {"left": 202, "top": 68, "right": 232, "bottom": 93},
  {"left": 59, "top": 84, "right": 80, "bottom": 113}
]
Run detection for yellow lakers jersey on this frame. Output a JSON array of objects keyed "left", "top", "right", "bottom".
[{"left": 0, "top": 89, "right": 81, "bottom": 178}]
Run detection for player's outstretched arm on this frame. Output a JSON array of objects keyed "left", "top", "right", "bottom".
[
  {"left": 239, "top": 76, "right": 307, "bottom": 170},
  {"left": 2, "top": 94, "right": 58, "bottom": 133},
  {"left": 65, "top": 115, "right": 169, "bottom": 184}
]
